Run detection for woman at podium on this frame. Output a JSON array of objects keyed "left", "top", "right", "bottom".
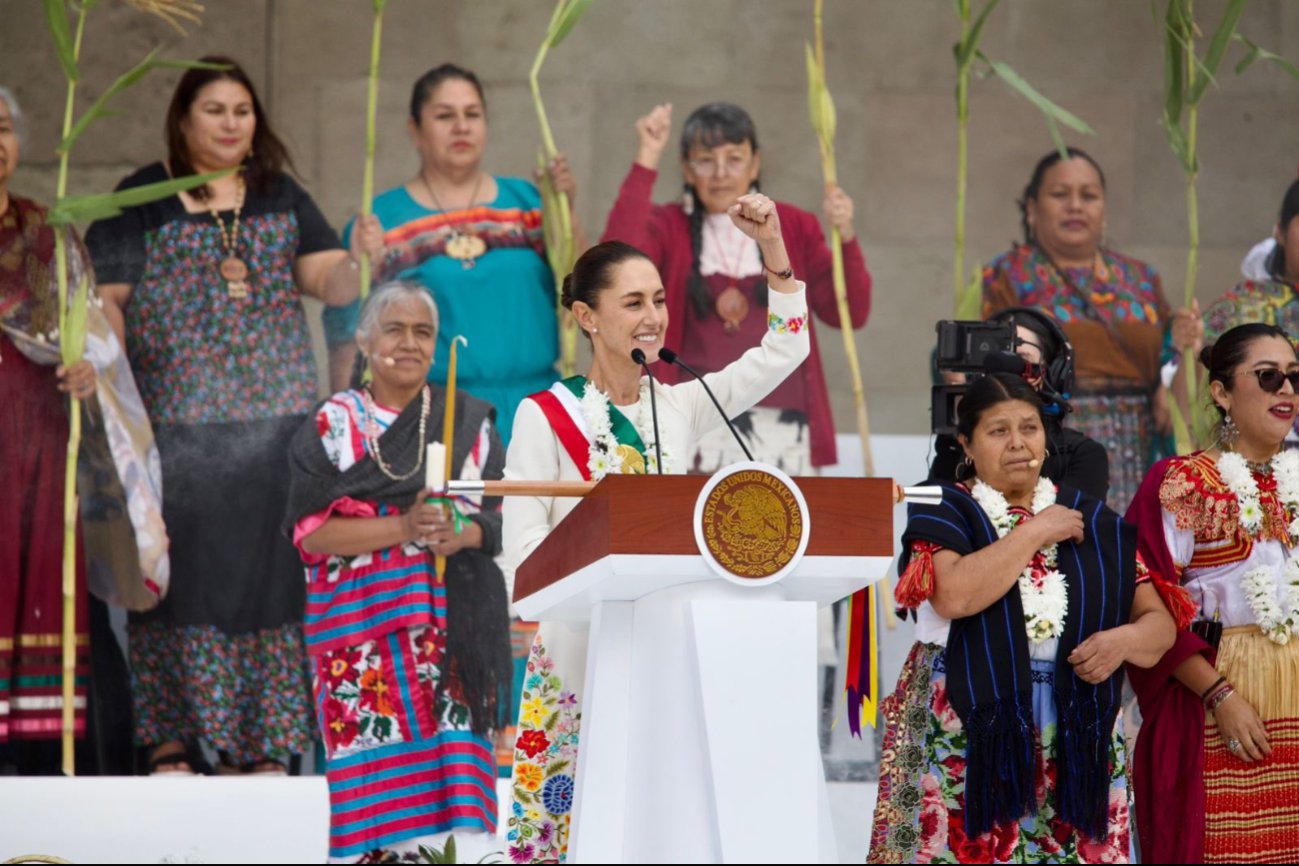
[
  {"left": 501, "top": 193, "right": 809, "bottom": 862},
  {"left": 867, "top": 373, "right": 1184, "bottom": 863}
]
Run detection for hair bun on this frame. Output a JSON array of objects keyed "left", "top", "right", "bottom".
[
  {"left": 560, "top": 272, "right": 577, "bottom": 310},
  {"left": 1198, "top": 343, "right": 1215, "bottom": 372}
]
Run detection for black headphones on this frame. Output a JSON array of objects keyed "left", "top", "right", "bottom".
[{"left": 990, "top": 306, "right": 1075, "bottom": 417}]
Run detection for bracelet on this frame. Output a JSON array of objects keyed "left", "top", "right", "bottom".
[
  {"left": 1200, "top": 675, "right": 1227, "bottom": 702},
  {"left": 1207, "top": 684, "right": 1236, "bottom": 712},
  {"left": 763, "top": 262, "right": 794, "bottom": 281}
]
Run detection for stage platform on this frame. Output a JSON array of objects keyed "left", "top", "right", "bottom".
[{"left": 0, "top": 777, "right": 879, "bottom": 863}]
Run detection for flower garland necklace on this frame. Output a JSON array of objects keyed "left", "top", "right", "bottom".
[
  {"left": 971, "top": 477, "right": 1067, "bottom": 644},
  {"left": 579, "top": 378, "right": 669, "bottom": 479},
  {"left": 1216, "top": 449, "right": 1299, "bottom": 643}
]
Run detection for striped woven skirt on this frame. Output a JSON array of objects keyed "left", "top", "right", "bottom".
[{"left": 1202, "top": 625, "right": 1299, "bottom": 863}]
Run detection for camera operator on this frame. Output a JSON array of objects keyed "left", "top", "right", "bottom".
[{"left": 929, "top": 308, "right": 1109, "bottom": 500}]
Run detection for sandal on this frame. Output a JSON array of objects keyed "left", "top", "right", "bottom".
[{"left": 148, "top": 743, "right": 196, "bottom": 776}]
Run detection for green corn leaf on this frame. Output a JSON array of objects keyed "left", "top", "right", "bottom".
[
  {"left": 443, "top": 835, "right": 457, "bottom": 865},
  {"left": 955, "top": 0, "right": 1000, "bottom": 71},
  {"left": 955, "top": 270, "right": 982, "bottom": 319},
  {"left": 1161, "top": 0, "right": 1187, "bottom": 127},
  {"left": 981, "top": 56, "right": 1094, "bottom": 135},
  {"left": 804, "top": 42, "right": 837, "bottom": 147},
  {"left": 1233, "top": 34, "right": 1299, "bottom": 79},
  {"left": 63, "top": 55, "right": 229, "bottom": 152},
  {"left": 48, "top": 169, "right": 234, "bottom": 225},
  {"left": 805, "top": 43, "right": 823, "bottom": 135},
  {"left": 546, "top": 0, "right": 593, "bottom": 48},
  {"left": 1160, "top": 115, "right": 1196, "bottom": 173},
  {"left": 43, "top": 0, "right": 79, "bottom": 82},
  {"left": 61, "top": 272, "right": 91, "bottom": 366},
  {"left": 1188, "top": 0, "right": 1248, "bottom": 103}
]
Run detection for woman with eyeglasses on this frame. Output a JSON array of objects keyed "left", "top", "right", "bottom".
[
  {"left": 601, "top": 102, "right": 870, "bottom": 476},
  {"left": 1125, "top": 323, "right": 1299, "bottom": 863}
]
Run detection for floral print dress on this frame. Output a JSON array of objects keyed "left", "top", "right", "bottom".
[{"left": 295, "top": 391, "right": 500, "bottom": 862}]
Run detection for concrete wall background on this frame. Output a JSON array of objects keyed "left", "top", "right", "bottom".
[{"left": 5, "top": 0, "right": 1299, "bottom": 437}]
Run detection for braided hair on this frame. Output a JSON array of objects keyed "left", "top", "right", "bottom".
[{"left": 679, "top": 102, "right": 766, "bottom": 318}]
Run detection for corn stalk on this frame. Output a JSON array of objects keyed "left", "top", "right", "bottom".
[
  {"left": 951, "top": 0, "right": 1094, "bottom": 316},
  {"left": 1158, "top": 0, "right": 1299, "bottom": 452},
  {"left": 806, "top": 0, "right": 893, "bottom": 632},
  {"left": 358, "top": 0, "right": 388, "bottom": 303},
  {"left": 42, "top": 0, "right": 226, "bottom": 774},
  {"left": 531, "top": 0, "right": 591, "bottom": 377}
]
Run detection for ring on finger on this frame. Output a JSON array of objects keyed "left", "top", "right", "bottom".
[{"left": 1227, "top": 736, "right": 1242, "bottom": 753}]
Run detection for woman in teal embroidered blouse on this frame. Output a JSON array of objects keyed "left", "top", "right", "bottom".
[{"left": 324, "top": 63, "right": 581, "bottom": 446}]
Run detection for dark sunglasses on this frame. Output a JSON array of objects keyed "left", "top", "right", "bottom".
[{"left": 1239, "top": 368, "right": 1299, "bottom": 393}]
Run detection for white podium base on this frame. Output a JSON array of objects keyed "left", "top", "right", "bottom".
[{"left": 569, "top": 580, "right": 841, "bottom": 864}]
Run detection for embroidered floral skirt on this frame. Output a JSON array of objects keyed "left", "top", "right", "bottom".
[
  {"left": 1201, "top": 625, "right": 1299, "bottom": 863},
  {"left": 313, "top": 624, "right": 498, "bottom": 862},
  {"left": 867, "top": 642, "right": 1132, "bottom": 864},
  {"left": 506, "top": 622, "right": 587, "bottom": 863},
  {"left": 130, "top": 620, "right": 314, "bottom": 764}
]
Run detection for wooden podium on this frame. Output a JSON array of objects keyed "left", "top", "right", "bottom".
[{"left": 513, "top": 473, "right": 896, "bottom": 864}]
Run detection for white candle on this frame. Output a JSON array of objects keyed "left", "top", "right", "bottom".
[{"left": 426, "top": 443, "right": 446, "bottom": 492}]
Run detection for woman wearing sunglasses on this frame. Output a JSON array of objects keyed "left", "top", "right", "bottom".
[{"left": 1125, "top": 323, "right": 1299, "bottom": 863}]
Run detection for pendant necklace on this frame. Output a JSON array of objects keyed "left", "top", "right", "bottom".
[
  {"left": 422, "top": 171, "right": 487, "bottom": 269},
  {"left": 706, "top": 216, "right": 751, "bottom": 334},
  {"left": 209, "top": 176, "right": 249, "bottom": 299}
]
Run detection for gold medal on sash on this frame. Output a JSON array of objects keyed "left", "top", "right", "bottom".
[{"left": 615, "top": 443, "right": 646, "bottom": 475}]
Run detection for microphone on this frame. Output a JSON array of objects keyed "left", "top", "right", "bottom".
[
  {"left": 658, "top": 347, "right": 754, "bottom": 462},
  {"left": 369, "top": 352, "right": 396, "bottom": 367},
  {"left": 631, "top": 348, "right": 664, "bottom": 474},
  {"left": 1028, "top": 458, "right": 1041, "bottom": 468}
]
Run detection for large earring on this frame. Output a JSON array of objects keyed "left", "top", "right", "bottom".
[
  {"left": 681, "top": 185, "right": 695, "bottom": 216},
  {"left": 957, "top": 454, "right": 974, "bottom": 480},
  {"left": 1221, "top": 412, "right": 1240, "bottom": 448}
]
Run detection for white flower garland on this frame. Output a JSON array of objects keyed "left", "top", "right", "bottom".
[
  {"left": 1217, "top": 449, "right": 1299, "bottom": 643},
  {"left": 1241, "top": 559, "right": 1299, "bottom": 645},
  {"left": 970, "top": 477, "right": 1067, "bottom": 644},
  {"left": 580, "top": 379, "right": 669, "bottom": 480}
]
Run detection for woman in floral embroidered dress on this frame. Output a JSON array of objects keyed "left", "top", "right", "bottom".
[
  {"left": 867, "top": 373, "right": 1179, "bottom": 864},
  {"left": 501, "top": 195, "right": 810, "bottom": 863},
  {"left": 286, "top": 281, "right": 512, "bottom": 862},
  {"left": 1126, "top": 323, "right": 1299, "bottom": 864}
]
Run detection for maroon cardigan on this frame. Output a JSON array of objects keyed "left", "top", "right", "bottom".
[{"left": 600, "top": 163, "right": 872, "bottom": 467}]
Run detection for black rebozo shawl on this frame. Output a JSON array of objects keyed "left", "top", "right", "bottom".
[
  {"left": 898, "top": 481, "right": 1136, "bottom": 841},
  {"left": 284, "top": 386, "right": 512, "bottom": 735}
]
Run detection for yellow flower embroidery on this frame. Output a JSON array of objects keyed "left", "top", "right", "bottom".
[
  {"left": 516, "top": 762, "right": 544, "bottom": 791},
  {"left": 521, "top": 696, "right": 550, "bottom": 728}
]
